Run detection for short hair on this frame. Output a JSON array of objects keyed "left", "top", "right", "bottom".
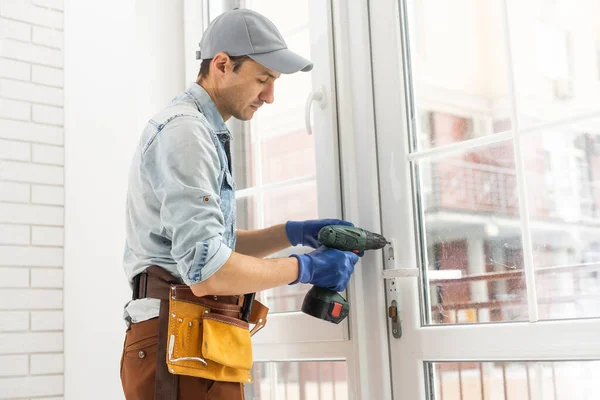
[{"left": 197, "top": 55, "right": 251, "bottom": 81}]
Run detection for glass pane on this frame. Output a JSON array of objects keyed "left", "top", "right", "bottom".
[
  {"left": 508, "top": 0, "right": 600, "bottom": 127},
  {"left": 260, "top": 130, "right": 316, "bottom": 185},
  {"left": 406, "top": 0, "right": 513, "bottom": 150},
  {"left": 207, "top": 1, "right": 224, "bottom": 22},
  {"left": 419, "top": 141, "right": 528, "bottom": 325},
  {"left": 246, "top": 361, "right": 348, "bottom": 400},
  {"left": 263, "top": 182, "right": 318, "bottom": 228},
  {"left": 246, "top": 363, "right": 272, "bottom": 400},
  {"left": 227, "top": 1, "right": 323, "bottom": 314},
  {"left": 522, "top": 127, "right": 600, "bottom": 320},
  {"left": 262, "top": 182, "right": 318, "bottom": 313},
  {"left": 429, "top": 360, "right": 600, "bottom": 400},
  {"left": 265, "top": 281, "right": 312, "bottom": 314},
  {"left": 237, "top": 196, "right": 257, "bottom": 230},
  {"left": 247, "top": 0, "right": 316, "bottom": 187},
  {"left": 232, "top": 122, "right": 256, "bottom": 190},
  {"left": 250, "top": 0, "right": 309, "bottom": 34}
]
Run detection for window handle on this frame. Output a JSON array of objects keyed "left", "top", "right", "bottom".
[{"left": 305, "top": 87, "right": 327, "bottom": 135}]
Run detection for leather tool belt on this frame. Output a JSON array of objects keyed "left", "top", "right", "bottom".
[{"left": 132, "top": 266, "right": 269, "bottom": 399}]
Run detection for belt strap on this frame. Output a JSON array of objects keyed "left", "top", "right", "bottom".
[
  {"left": 130, "top": 267, "right": 181, "bottom": 400},
  {"left": 155, "top": 299, "right": 178, "bottom": 400},
  {"left": 135, "top": 266, "right": 240, "bottom": 305}
]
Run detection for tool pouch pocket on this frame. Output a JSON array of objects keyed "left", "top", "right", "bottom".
[
  {"left": 166, "top": 285, "right": 258, "bottom": 383},
  {"left": 202, "top": 313, "right": 252, "bottom": 370}
]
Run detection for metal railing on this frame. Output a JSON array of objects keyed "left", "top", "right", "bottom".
[
  {"left": 430, "top": 262, "right": 600, "bottom": 399},
  {"left": 427, "top": 160, "right": 600, "bottom": 221},
  {"left": 249, "top": 362, "right": 346, "bottom": 400},
  {"left": 427, "top": 160, "right": 519, "bottom": 215},
  {"left": 429, "top": 262, "right": 600, "bottom": 323},
  {"left": 433, "top": 361, "right": 575, "bottom": 400}
]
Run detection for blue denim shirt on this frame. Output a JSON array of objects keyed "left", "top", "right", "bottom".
[{"left": 123, "top": 83, "right": 236, "bottom": 323}]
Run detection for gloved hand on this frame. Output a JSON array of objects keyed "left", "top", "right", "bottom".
[
  {"left": 286, "top": 218, "right": 353, "bottom": 248},
  {"left": 289, "top": 246, "right": 359, "bottom": 292}
]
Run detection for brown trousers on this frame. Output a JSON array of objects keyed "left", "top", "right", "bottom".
[{"left": 120, "top": 317, "right": 245, "bottom": 400}]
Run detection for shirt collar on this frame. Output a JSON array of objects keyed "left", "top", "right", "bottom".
[{"left": 185, "top": 83, "right": 232, "bottom": 140}]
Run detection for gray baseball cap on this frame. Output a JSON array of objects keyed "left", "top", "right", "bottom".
[{"left": 196, "top": 8, "right": 313, "bottom": 74}]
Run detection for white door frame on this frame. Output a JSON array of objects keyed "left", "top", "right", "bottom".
[
  {"left": 237, "top": 0, "right": 350, "bottom": 347},
  {"left": 332, "top": 0, "right": 394, "bottom": 398},
  {"left": 182, "top": 1, "right": 395, "bottom": 399},
  {"left": 370, "top": 0, "right": 600, "bottom": 398}
]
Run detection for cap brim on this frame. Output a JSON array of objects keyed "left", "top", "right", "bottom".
[{"left": 249, "top": 48, "right": 313, "bottom": 74}]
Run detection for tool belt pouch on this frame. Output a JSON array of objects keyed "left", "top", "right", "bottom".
[{"left": 166, "top": 285, "right": 265, "bottom": 384}]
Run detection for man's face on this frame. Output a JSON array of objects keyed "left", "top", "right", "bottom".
[{"left": 216, "top": 57, "right": 281, "bottom": 121}]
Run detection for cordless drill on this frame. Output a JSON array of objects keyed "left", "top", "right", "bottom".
[{"left": 301, "top": 225, "right": 389, "bottom": 324}]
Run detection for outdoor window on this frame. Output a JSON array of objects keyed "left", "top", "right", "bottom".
[
  {"left": 377, "top": 0, "right": 600, "bottom": 396},
  {"left": 406, "top": 0, "right": 600, "bottom": 327},
  {"left": 430, "top": 361, "right": 600, "bottom": 399},
  {"left": 245, "top": 361, "right": 348, "bottom": 400},
  {"left": 227, "top": 0, "right": 318, "bottom": 313}
]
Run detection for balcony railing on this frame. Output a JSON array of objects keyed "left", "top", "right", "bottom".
[
  {"left": 426, "top": 160, "right": 600, "bottom": 221},
  {"left": 430, "top": 262, "right": 600, "bottom": 323},
  {"left": 429, "top": 262, "right": 600, "bottom": 399},
  {"left": 427, "top": 160, "right": 519, "bottom": 216}
]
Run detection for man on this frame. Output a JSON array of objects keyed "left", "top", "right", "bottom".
[{"left": 120, "top": 8, "right": 359, "bottom": 400}]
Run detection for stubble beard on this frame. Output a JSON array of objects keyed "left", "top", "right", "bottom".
[{"left": 220, "top": 87, "right": 252, "bottom": 121}]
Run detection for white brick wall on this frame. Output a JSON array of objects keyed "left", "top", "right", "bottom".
[{"left": 0, "top": 1, "right": 64, "bottom": 398}]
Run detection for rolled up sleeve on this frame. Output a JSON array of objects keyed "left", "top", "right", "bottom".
[{"left": 142, "top": 116, "right": 231, "bottom": 285}]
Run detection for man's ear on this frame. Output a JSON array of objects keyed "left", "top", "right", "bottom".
[{"left": 212, "top": 52, "right": 230, "bottom": 76}]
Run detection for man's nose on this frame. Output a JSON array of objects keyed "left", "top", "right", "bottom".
[{"left": 259, "top": 83, "right": 275, "bottom": 104}]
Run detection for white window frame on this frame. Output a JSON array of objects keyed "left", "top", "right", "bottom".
[
  {"left": 369, "top": 0, "right": 600, "bottom": 398},
  {"left": 224, "top": 0, "right": 349, "bottom": 346},
  {"left": 183, "top": 1, "right": 395, "bottom": 399}
]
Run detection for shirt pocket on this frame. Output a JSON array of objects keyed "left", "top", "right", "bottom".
[{"left": 219, "top": 168, "right": 236, "bottom": 247}]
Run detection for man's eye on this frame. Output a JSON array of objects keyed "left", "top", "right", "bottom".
[{"left": 258, "top": 79, "right": 267, "bottom": 84}]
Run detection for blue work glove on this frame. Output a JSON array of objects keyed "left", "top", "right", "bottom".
[
  {"left": 286, "top": 218, "right": 354, "bottom": 248},
  {"left": 289, "top": 246, "right": 359, "bottom": 292}
]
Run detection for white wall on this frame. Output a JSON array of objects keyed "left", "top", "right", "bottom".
[
  {"left": 135, "top": 0, "right": 185, "bottom": 129},
  {"left": 64, "top": 0, "right": 185, "bottom": 398},
  {"left": 0, "top": 0, "right": 65, "bottom": 398}
]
